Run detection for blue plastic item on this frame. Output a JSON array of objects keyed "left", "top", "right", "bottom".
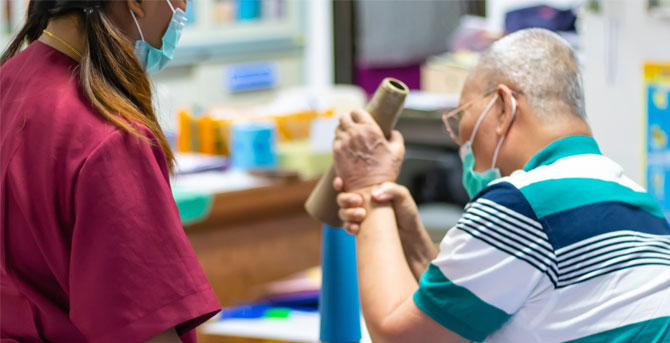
[
  {"left": 219, "top": 303, "right": 270, "bottom": 320},
  {"left": 319, "top": 225, "right": 362, "bottom": 342},
  {"left": 238, "top": 0, "right": 261, "bottom": 20},
  {"left": 230, "top": 121, "right": 277, "bottom": 170}
]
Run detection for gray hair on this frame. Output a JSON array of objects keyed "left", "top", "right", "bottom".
[{"left": 473, "top": 28, "right": 586, "bottom": 120}]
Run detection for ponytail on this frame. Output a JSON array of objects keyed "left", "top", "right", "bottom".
[{"left": 1, "top": 0, "right": 175, "bottom": 172}]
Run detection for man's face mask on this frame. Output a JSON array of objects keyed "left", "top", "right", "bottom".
[{"left": 443, "top": 92, "right": 517, "bottom": 198}]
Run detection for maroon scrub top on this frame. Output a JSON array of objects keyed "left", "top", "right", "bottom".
[{"left": 0, "top": 41, "right": 220, "bottom": 342}]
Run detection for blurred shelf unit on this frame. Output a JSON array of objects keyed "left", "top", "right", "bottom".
[
  {"left": 0, "top": 0, "right": 306, "bottom": 66},
  {"left": 174, "top": 0, "right": 305, "bottom": 67}
]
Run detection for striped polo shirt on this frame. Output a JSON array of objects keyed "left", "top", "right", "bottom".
[{"left": 414, "top": 135, "right": 670, "bottom": 342}]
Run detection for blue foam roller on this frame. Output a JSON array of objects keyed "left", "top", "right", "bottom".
[{"left": 319, "top": 225, "right": 362, "bottom": 343}]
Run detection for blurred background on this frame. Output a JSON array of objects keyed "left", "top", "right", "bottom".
[{"left": 3, "top": 0, "right": 669, "bottom": 341}]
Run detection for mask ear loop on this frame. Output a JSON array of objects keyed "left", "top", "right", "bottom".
[
  {"left": 468, "top": 93, "right": 499, "bottom": 144},
  {"left": 129, "top": 10, "right": 145, "bottom": 42},
  {"left": 166, "top": 0, "right": 176, "bottom": 13},
  {"left": 490, "top": 96, "right": 517, "bottom": 169}
]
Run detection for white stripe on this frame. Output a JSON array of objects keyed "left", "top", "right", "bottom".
[
  {"left": 557, "top": 230, "right": 670, "bottom": 258},
  {"left": 457, "top": 220, "right": 558, "bottom": 282},
  {"left": 558, "top": 240, "right": 670, "bottom": 270},
  {"left": 493, "top": 154, "right": 646, "bottom": 193},
  {"left": 467, "top": 204, "right": 552, "bottom": 250},
  {"left": 434, "top": 228, "right": 547, "bottom": 314},
  {"left": 458, "top": 219, "right": 554, "bottom": 268},
  {"left": 464, "top": 208, "right": 554, "bottom": 253},
  {"left": 485, "top": 264, "right": 670, "bottom": 342},
  {"left": 476, "top": 198, "right": 543, "bottom": 230}
]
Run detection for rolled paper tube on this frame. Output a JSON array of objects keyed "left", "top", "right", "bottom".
[{"left": 305, "top": 78, "right": 409, "bottom": 227}]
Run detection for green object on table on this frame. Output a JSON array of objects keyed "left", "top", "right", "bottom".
[
  {"left": 265, "top": 307, "right": 292, "bottom": 319},
  {"left": 172, "top": 188, "right": 214, "bottom": 225},
  {"left": 278, "top": 140, "right": 332, "bottom": 177}
]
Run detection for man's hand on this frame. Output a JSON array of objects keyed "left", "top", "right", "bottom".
[
  {"left": 334, "top": 178, "right": 438, "bottom": 280},
  {"left": 333, "top": 109, "right": 405, "bottom": 192}
]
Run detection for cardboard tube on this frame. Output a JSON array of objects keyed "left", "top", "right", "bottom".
[{"left": 305, "top": 78, "right": 409, "bottom": 227}]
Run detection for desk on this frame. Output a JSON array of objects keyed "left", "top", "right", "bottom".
[{"left": 178, "top": 175, "right": 322, "bottom": 310}]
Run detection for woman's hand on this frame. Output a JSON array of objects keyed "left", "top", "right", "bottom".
[
  {"left": 333, "top": 109, "right": 405, "bottom": 192},
  {"left": 334, "top": 178, "right": 438, "bottom": 280}
]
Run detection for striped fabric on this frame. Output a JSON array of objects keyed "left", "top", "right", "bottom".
[{"left": 414, "top": 136, "right": 670, "bottom": 342}]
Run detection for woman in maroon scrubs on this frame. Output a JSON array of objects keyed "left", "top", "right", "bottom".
[{"left": 0, "top": 0, "right": 220, "bottom": 342}]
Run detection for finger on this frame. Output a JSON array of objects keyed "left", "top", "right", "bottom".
[
  {"left": 337, "top": 192, "right": 364, "bottom": 208},
  {"left": 339, "top": 112, "right": 356, "bottom": 129},
  {"left": 333, "top": 177, "right": 344, "bottom": 192},
  {"left": 339, "top": 207, "right": 367, "bottom": 223},
  {"left": 389, "top": 130, "right": 405, "bottom": 155},
  {"left": 371, "top": 182, "right": 410, "bottom": 202},
  {"left": 343, "top": 223, "right": 360, "bottom": 235},
  {"left": 350, "top": 109, "right": 376, "bottom": 125}
]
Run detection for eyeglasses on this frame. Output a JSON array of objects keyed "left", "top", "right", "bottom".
[{"left": 442, "top": 89, "right": 497, "bottom": 143}]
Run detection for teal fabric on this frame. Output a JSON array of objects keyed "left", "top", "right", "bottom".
[
  {"left": 413, "top": 264, "right": 510, "bottom": 342},
  {"left": 172, "top": 188, "right": 214, "bottom": 225},
  {"left": 523, "top": 135, "right": 602, "bottom": 172},
  {"left": 520, "top": 178, "right": 665, "bottom": 219},
  {"left": 565, "top": 317, "right": 670, "bottom": 343}
]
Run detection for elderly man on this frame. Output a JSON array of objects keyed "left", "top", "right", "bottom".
[{"left": 332, "top": 28, "right": 670, "bottom": 342}]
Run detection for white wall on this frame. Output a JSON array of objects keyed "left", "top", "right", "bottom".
[{"left": 581, "top": 0, "right": 670, "bottom": 185}]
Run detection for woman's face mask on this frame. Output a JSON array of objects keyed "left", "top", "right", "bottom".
[{"left": 129, "top": 0, "right": 188, "bottom": 74}]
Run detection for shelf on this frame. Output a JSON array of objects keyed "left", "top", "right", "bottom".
[{"left": 171, "top": 21, "right": 305, "bottom": 66}]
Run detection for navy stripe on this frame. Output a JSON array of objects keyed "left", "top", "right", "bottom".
[
  {"left": 542, "top": 201, "right": 670, "bottom": 250},
  {"left": 457, "top": 220, "right": 559, "bottom": 281},
  {"left": 558, "top": 233, "right": 670, "bottom": 259},
  {"left": 459, "top": 217, "right": 556, "bottom": 266},
  {"left": 558, "top": 250, "right": 670, "bottom": 281},
  {"left": 472, "top": 182, "right": 539, "bottom": 222},
  {"left": 469, "top": 204, "right": 548, "bottom": 244},
  {"left": 455, "top": 225, "right": 558, "bottom": 286},
  {"left": 559, "top": 240, "right": 670, "bottom": 269},
  {"left": 557, "top": 261, "right": 670, "bottom": 288}
]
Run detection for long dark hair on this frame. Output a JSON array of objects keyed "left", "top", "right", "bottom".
[{"left": 1, "top": 0, "right": 175, "bottom": 172}]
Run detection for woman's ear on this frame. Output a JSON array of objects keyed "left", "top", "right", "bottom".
[
  {"left": 495, "top": 84, "right": 517, "bottom": 136},
  {"left": 127, "top": 0, "right": 145, "bottom": 18}
]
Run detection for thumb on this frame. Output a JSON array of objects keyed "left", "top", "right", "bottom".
[
  {"left": 333, "top": 177, "right": 344, "bottom": 192},
  {"left": 371, "top": 182, "right": 410, "bottom": 203},
  {"left": 388, "top": 130, "right": 405, "bottom": 156}
]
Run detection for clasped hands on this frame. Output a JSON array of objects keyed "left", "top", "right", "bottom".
[{"left": 333, "top": 109, "right": 414, "bottom": 235}]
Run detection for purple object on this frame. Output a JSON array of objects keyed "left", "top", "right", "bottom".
[
  {"left": 355, "top": 63, "right": 421, "bottom": 97},
  {"left": 505, "top": 5, "right": 576, "bottom": 33}
]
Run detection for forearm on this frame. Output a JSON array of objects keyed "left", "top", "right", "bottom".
[
  {"left": 397, "top": 217, "right": 438, "bottom": 281},
  {"left": 356, "top": 193, "right": 418, "bottom": 341}
]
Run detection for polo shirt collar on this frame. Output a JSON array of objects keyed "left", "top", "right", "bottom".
[{"left": 523, "top": 135, "right": 602, "bottom": 172}]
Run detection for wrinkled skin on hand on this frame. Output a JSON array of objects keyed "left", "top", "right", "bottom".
[{"left": 333, "top": 109, "right": 405, "bottom": 192}]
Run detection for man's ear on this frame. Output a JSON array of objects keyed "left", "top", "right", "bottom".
[
  {"left": 127, "top": 0, "right": 145, "bottom": 18},
  {"left": 495, "top": 84, "right": 517, "bottom": 137}
]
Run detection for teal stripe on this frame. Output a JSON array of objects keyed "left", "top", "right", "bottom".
[
  {"left": 413, "top": 264, "right": 510, "bottom": 342},
  {"left": 519, "top": 178, "right": 665, "bottom": 219},
  {"left": 565, "top": 317, "right": 670, "bottom": 343},
  {"left": 524, "top": 136, "right": 601, "bottom": 171}
]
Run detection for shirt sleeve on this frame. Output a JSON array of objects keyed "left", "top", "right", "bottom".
[
  {"left": 68, "top": 129, "right": 220, "bottom": 343},
  {"left": 413, "top": 182, "right": 555, "bottom": 342}
]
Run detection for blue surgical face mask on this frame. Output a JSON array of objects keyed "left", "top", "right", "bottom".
[
  {"left": 460, "top": 94, "right": 516, "bottom": 198},
  {"left": 130, "top": 0, "right": 188, "bottom": 74}
]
